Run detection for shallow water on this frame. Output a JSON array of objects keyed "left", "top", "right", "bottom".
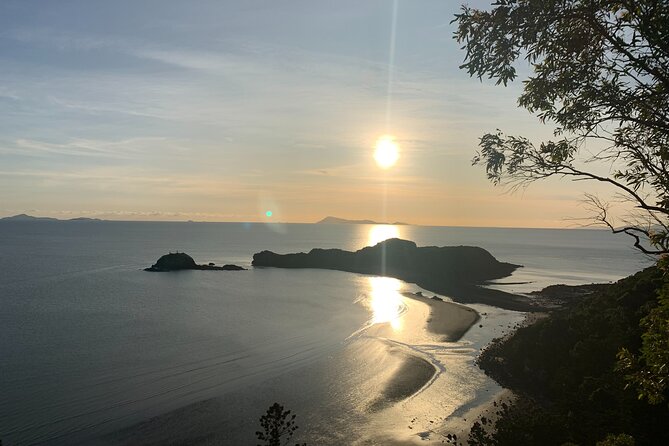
[{"left": 0, "top": 222, "right": 651, "bottom": 445}]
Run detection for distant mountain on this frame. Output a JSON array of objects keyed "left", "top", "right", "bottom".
[
  {"left": 316, "top": 216, "right": 408, "bottom": 225},
  {"left": 0, "top": 214, "right": 103, "bottom": 222},
  {"left": 0, "top": 213, "right": 59, "bottom": 221}
]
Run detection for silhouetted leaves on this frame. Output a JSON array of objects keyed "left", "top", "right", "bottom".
[
  {"left": 255, "top": 402, "right": 306, "bottom": 446},
  {"left": 596, "top": 433, "right": 636, "bottom": 446},
  {"left": 617, "top": 277, "right": 669, "bottom": 405},
  {"left": 454, "top": 0, "right": 669, "bottom": 255}
]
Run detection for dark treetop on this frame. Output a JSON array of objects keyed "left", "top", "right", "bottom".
[
  {"left": 145, "top": 252, "right": 245, "bottom": 272},
  {"left": 253, "top": 238, "right": 534, "bottom": 311}
]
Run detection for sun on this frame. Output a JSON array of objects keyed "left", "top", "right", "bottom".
[{"left": 374, "top": 135, "right": 400, "bottom": 169}]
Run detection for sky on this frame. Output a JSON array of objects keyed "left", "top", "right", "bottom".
[{"left": 0, "top": 0, "right": 621, "bottom": 227}]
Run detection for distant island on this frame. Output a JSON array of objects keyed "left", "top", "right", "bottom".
[
  {"left": 145, "top": 252, "right": 245, "bottom": 272},
  {"left": 253, "top": 238, "right": 534, "bottom": 311},
  {"left": 1, "top": 213, "right": 411, "bottom": 225},
  {"left": 68, "top": 217, "right": 102, "bottom": 221},
  {"left": 316, "top": 216, "right": 409, "bottom": 225},
  {"left": 0, "top": 214, "right": 101, "bottom": 222},
  {"left": 1, "top": 213, "right": 60, "bottom": 221}
]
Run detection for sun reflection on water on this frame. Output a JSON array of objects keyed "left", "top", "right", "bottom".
[
  {"left": 368, "top": 276, "right": 404, "bottom": 330},
  {"left": 367, "top": 224, "right": 400, "bottom": 247}
]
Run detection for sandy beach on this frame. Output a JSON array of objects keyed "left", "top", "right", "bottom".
[
  {"left": 103, "top": 279, "right": 523, "bottom": 446},
  {"left": 356, "top": 288, "right": 482, "bottom": 419},
  {"left": 356, "top": 284, "right": 528, "bottom": 445}
]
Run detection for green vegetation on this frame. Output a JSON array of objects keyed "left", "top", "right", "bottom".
[
  {"left": 454, "top": 0, "right": 669, "bottom": 254},
  {"left": 453, "top": 2, "right": 669, "bottom": 443},
  {"left": 617, "top": 274, "right": 669, "bottom": 405},
  {"left": 471, "top": 267, "right": 669, "bottom": 445}
]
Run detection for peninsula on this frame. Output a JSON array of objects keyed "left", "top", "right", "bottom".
[
  {"left": 145, "top": 252, "right": 245, "bottom": 272},
  {"left": 252, "top": 238, "right": 535, "bottom": 311}
]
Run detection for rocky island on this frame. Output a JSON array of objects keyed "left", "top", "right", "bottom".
[
  {"left": 253, "top": 238, "right": 536, "bottom": 311},
  {"left": 145, "top": 252, "right": 245, "bottom": 272}
]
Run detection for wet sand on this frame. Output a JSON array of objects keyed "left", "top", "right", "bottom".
[
  {"left": 401, "top": 292, "right": 480, "bottom": 341},
  {"left": 104, "top": 285, "right": 488, "bottom": 446},
  {"left": 368, "top": 346, "right": 437, "bottom": 412},
  {"left": 360, "top": 290, "right": 480, "bottom": 415}
]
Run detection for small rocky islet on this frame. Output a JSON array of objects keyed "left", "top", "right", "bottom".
[{"left": 145, "top": 252, "right": 245, "bottom": 272}]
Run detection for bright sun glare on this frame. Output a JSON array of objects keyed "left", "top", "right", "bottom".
[
  {"left": 374, "top": 135, "right": 400, "bottom": 169},
  {"left": 367, "top": 224, "right": 400, "bottom": 247},
  {"left": 368, "top": 276, "right": 404, "bottom": 330}
]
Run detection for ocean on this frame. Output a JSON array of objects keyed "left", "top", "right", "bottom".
[{"left": 0, "top": 221, "right": 651, "bottom": 445}]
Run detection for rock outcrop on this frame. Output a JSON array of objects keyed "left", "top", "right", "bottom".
[{"left": 145, "top": 253, "right": 245, "bottom": 272}]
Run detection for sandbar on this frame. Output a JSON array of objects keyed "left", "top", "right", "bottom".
[
  {"left": 368, "top": 347, "right": 437, "bottom": 412},
  {"left": 402, "top": 291, "right": 480, "bottom": 342},
  {"left": 365, "top": 292, "right": 480, "bottom": 414}
]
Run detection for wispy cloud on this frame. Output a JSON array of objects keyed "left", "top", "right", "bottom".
[
  {"left": 1, "top": 137, "right": 180, "bottom": 159},
  {"left": 0, "top": 1, "right": 599, "bottom": 226}
]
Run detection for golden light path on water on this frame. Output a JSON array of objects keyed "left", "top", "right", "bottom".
[
  {"left": 364, "top": 224, "right": 406, "bottom": 331},
  {"left": 368, "top": 277, "right": 404, "bottom": 331},
  {"left": 349, "top": 224, "right": 530, "bottom": 444},
  {"left": 366, "top": 224, "right": 400, "bottom": 247}
]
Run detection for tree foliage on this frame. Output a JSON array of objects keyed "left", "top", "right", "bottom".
[
  {"left": 617, "top": 276, "right": 669, "bottom": 405},
  {"left": 473, "top": 267, "right": 669, "bottom": 445},
  {"left": 255, "top": 402, "right": 306, "bottom": 446},
  {"left": 454, "top": 0, "right": 669, "bottom": 254},
  {"left": 596, "top": 433, "right": 636, "bottom": 446}
]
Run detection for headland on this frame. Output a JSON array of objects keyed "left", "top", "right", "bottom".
[{"left": 252, "top": 238, "right": 535, "bottom": 311}]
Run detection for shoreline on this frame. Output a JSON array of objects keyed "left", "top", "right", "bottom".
[
  {"left": 251, "top": 238, "right": 540, "bottom": 313},
  {"left": 434, "top": 310, "right": 549, "bottom": 442},
  {"left": 362, "top": 291, "right": 482, "bottom": 415},
  {"left": 103, "top": 281, "right": 519, "bottom": 446},
  {"left": 401, "top": 291, "right": 480, "bottom": 342},
  {"left": 368, "top": 348, "right": 438, "bottom": 412},
  {"left": 357, "top": 287, "right": 520, "bottom": 445}
]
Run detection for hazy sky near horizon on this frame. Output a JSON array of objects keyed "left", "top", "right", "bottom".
[{"left": 0, "top": 0, "right": 619, "bottom": 227}]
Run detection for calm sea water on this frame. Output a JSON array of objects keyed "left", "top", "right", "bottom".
[{"left": 0, "top": 222, "right": 651, "bottom": 445}]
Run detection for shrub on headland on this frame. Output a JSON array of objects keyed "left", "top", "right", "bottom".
[{"left": 469, "top": 267, "right": 669, "bottom": 445}]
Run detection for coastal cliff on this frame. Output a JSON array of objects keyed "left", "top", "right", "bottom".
[{"left": 253, "top": 238, "right": 534, "bottom": 311}]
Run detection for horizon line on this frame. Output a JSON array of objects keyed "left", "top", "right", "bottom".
[{"left": 0, "top": 214, "right": 608, "bottom": 231}]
